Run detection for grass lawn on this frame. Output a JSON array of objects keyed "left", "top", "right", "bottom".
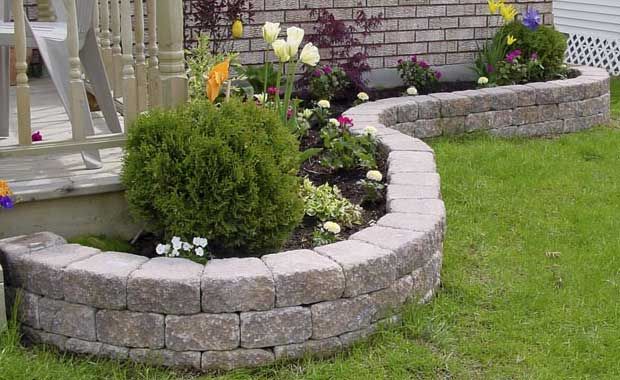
[{"left": 1, "top": 78, "right": 619, "bottom": 380}]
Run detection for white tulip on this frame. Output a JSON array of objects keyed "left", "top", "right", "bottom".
[
  {"left": 299, "top": 43, "right": 320, "bottom": 66},
  {"left": 272, "top": 39, "right": 290, "bottom": 62},
  {"left": 406, "top": 86, "right": 418, "bottom": 96},
  {"left": 262, "top": 22, "right": 281, "bottom": 44},
  {"left": 286, "top": 26, "right": 305, "bottom": 56}
]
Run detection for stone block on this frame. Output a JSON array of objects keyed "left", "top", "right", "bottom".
[
  {"left": 453, "top": 90, "right": 492, "bottom": 113},
  {"left": 63, "top": 252, "right": 148, "bottom": 309},
  {"left": 388, "top": 172, "right": 440, "bottom": 187},
  {"left": 388, "top": 199, "right": 446, "bottom": 217},
  {"left": 414, "top": 95, "right": 441, "bottom": 119},
  {"left": 564, "top": 114, "right": 608, "bottom": 133},
  {"left": 12, "top": 244, "right": 100, "bottom": 298},
  {"left": 377, "top": 213, "right": 444, "bottom": 241},
  {"left": 511, "top": 104, "right": 558, "bottom": 125},
  {"left": 311, "top": 295, "right": 375, "bottom": 339},
  {"left": 515, "top": 120, "right": 564, "bottom": 137},
  {"left": 262, "top": 250, "right": 344, "bottom": 307},
  {"left": 411, "top": 250, "right": 443, "bottom": 303},
  {"left": 96, "top": 310, "right": 165, "bottom": 349},
  {"left": 39, "top": 298, "right": 96, "bottom": 341},
  {"left": 338, "top": 325, "right": 376, "bottom": 348},
  {"left": 315, "top": 240, "right": 397, "bottom": 297},
  {"left": 65, "top": 338, "right": 129, "bottom": 360},
  {"left": 386, "top": 184, "right": 441, "bottom": 201},
  {"left": 22, "top": 326, "right": 68, "bottom": 350},
  {"left": 165, "top": 313, "right": 239, "bottom": 351},
  {"left": 274, "top": 337, "right": 342, "bottom": 360},
  {"left": 202, "top": 349, "right": 274, "bottom": 371},
  {"left": 465, "top": 110, "right": 513, "bottom": 132},
  {"left": 479, "top": 87, "right": 516, "bottom": 110},
  {"left": 128, "top": 257, "right": 203, "bottom": 315},
  {"left": 387, "top": 151, "right": 436, "bottom": 177},
  {"left": 5, "top": 287, "right": 40, "bottom": 328},
  {"left": 378, "top": 133, "right": 433, "bottom": 153},
  {"left": 130, "top": 348, "right": 201, "bottom": 369},
  {"left": 202, "top": 258, "right": 275, "bottom": 313},
  {"left": 240, "top": 306, "right": 312, "bottom": 348},
  {"left": 367, "top": 276, "right": 414, "bottom": 322},
  {"left": 526, "top": 81, "right": 565, "bottom": 105},
  {"left": 430, "top": 92, "right": 473, "bottom": 117},
  {"left": 412, "top": 119, "right": 442, "bottom": 138},
  {"left": 396, "top": 102, "right": 419, "bottom": 122},
  {"left": 438, "top": 116, "right": 466, "bottom": 135},
  {"left": 502, "top": 84, "right": 537, "bottom": 107}
]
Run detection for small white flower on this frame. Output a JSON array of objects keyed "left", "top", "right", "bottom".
[
  {"left": 171, "top": 236, "right": 182, "bottom": 250},
  {"left": 182, "top": 242, "right": 193, "bottom": 251},
  {"left": 303, "top": 109, "right": 313, "bottom": 119},
  {"left": 329, "top": 118, "right": 340, "bottom": 127},
  {"left": 195, "top": 247, "right": 205, "bottom": 257},
  {"left": 193, "top": 237, "right": 208, "bottom": 248},
  {"left": 364, "top": 126, "right": 377, "bottom": 136},
  {"left": 406, "top": 86, "right": 418, "bottom": 96},
  {"left": 254, "top": 93, "right": 268, "bottom": 104},
  {"left": 366, "top": 170, "right": 383, "bottom": 182},
  {"left": 317, "top": 100, "right": 330, "bottom": 109},
  {"left": 155, "top": 244, "right": 170, "bottom": 256},
  {"left": 171, "top": 249, "right": 180, "bottom": 257},
  {"left": 477, "top": 76, "right": 489, "bottom": 85},
  {"left": 323, "top": 221, "right": 341, "bottom": 235},
  {"left": 357, "top": 92, "right": 369, "bottom": 102}
]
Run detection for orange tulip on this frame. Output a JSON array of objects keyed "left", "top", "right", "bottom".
[{"left": 205, "top": 59, "right": 230, "bottom": 103}]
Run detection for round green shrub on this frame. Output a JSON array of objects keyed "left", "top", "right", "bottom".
[
  {"left": 498, "top": 22, "right": 568, "bottom": 78},
  {"left": 121, "top": 99, "right": 304, "bottom": 255}
]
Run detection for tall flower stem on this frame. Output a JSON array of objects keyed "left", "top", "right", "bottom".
[
  {"left": 282, "top": 60, "right": 298, "bottom": 124},
  {"left": 263, "top": 61, "right": 270, "bottom": 99},
  {"left": 275, "top": 62, "right": 283, "bottom": 113}
]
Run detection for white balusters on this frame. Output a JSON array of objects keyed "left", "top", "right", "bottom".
[
  {"left": 134, "top": 0, "right": 147, "bottom": 112},
  {"left": 13, "top": 0, "right": 31, "bottom": 145},
  {"left": 99, "top": 0, "right": 113, "bottom": 77},
  {"left": 110, "top": 0, "right": 122, "bottom": 97},
  {"left": 37, "top": 0, "right": 56, "bottom": 22},
  {"left": 120, "top": 0, "right": 137, "bottom": 126},
  {"left": 64, "top": 0, "right": 87, "bottom": 143},
  {"left": 146, "top": 0, "right": 162, "bottom": 108},
  {"left": 156, "top": 0, "right": 188, "bottom": 107}
]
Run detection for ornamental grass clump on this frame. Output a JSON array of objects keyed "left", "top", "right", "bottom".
[{"left": 122, "top": 99, "right": 304, "bottom": 256}]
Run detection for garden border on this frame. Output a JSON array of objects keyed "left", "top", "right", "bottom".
[{"left": 0, "top": 65, "right": 610, "bottom": 372}]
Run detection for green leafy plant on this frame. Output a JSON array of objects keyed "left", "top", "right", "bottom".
[
  {"left": 122, "top": 99, "right": 304, "bottom": 256},
  {"left": 186, "top": 35, "right": 239, "bottom": 100},
  {"left": 300, "top": 178, "right": 363, "bottom": 227},
  {"left": 495, "top": 52, "right": 545, "bottom": 85},
  {"left": 307, "top": 65, "right": 350, "bottom": 101},
  {"left": 397, "top": 56, "right": 442, "bottom": 94},
  {"left": 242, "top": 64, "right": 279, "bottom": 94},
  {"left": 320, "top": 117, "right": 378, "bottom": 171},
  {"left": 358, "top": 170, "right": 385, "bottom": 205},
  {"left": 312, "top": 221, "right": 341, "bottom": 246}
]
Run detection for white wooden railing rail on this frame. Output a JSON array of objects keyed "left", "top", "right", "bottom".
[{"left": 0, "top": 0, "right": 188, "bottom": 166}]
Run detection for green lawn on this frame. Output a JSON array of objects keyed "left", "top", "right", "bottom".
[{"left": 1, "top": 78, "right": 620, "bottom": 380}]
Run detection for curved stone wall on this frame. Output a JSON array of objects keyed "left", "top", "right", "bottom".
[{"left": 0, "top": 65, "right": 610, "bottom": 372}]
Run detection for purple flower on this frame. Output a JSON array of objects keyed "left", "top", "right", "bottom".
[
  {"left": 505, "top": 49, "right": 522, "bottom": 63},
  {"left": 31, "top": 131, "right": 42, "bottom": 142},
  {"left": 522, "top": 7, "right": 541, "bottom": 31},
  {"left": 397, "top": 59, "right": 403, "bottom": 64},
  {"left": 486, "top": 63, "right": 495, "bottom": 73},
  {"left": 0, "top": 195, "right": 13, "bottom": 209},
  {"left": 419, "top": 61, "right": 430, "bottom": 69},
  {"left": 323, "top": 65, "right": 333, "bottom": 74},
  {"left": 313, "top": 69, "right": 323, "bottom": 77},
  {"left": 287, "top": 108, "right": 293, "bottom": 119},
  {"left": 337, "top": 116, "right": 353, "bottom": 128},
  {"left": 410, "top": 55, "right": 417, "bottom": 63},
  {"left": 435, "top": 70, "right": 442, "bottom": 79},
  {"left": 267, "top": 86, "right": 279, "bottom": 96},
  {"left": 530, "top": 52, "right": 539, "bottom": 60}
]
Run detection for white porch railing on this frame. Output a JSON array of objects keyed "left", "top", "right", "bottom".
[{"left": 0, "top": 0, "right": 188, "bottom": 167}]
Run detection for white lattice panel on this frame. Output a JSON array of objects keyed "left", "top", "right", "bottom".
[{"left": 566, "top": 33, "right": 620, "bottom": 76}]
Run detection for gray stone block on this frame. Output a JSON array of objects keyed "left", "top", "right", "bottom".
[
  {"left": 479, "top": 87, "right": 516, "bottom": 110},
  {"left": 262, "top": 250, "right": 345, "bottom": 307},
  {"left": 454, "top": 90, "right": 492, "bottom": 113},
  {"left": 130, "top": 348, "right": 201, "bottom": 369},
  {"left": 387, "top": 151, "right": 436, "bottom": 177},
  {"left": 396, "top": 101, "right": 419, "bottom": 122},
  {"left": 367, "top": 276, "right": 414, "bottom": 322},
  {"left": 128, "top": 257, "right": 203, "bottom": 315},
  {"left": 430, "top": 92, "right": 473, "bottom": 117},
  {"left": 502, "top": 84, "right": 537, "bottom": 107},
  {"left": 5, "top": 287, "right": 40, "bottom": 328},
  {"left": 65, "top": 338, "right": 129, "bottom": 359},
  {"left": 202, "top": 348, "right": 274, "bottom": 371},
  {"left": 387, "top": 199, "right": 446, "bottom": 216},
  {"left": 63, "top": 252, "right": 148, "bottom": 309},
  {"left": 240, "top": 306, "right": 312, "bottom": 348},
  {"left": 414, "top": 95, "right": 441, "bottom": 119},
  {"left": 202, "top": 258, "right": 275, "bottom": 313},
  {"left": 274, "top": 337, "right": 342, "bottom": 360},
  {"left": 512, "top": 104, "right": 558, "bottom": 125},
  {"left": 412, "top": 250, "right": 443, "bottom": 303},
  {"left": 412, "top": 119, "right": 442, "bottom": 138},
  {"left": 516, "top": 120, "right": 564, "bottom": 137},
  {"left": 96, "top": 310, "right": 165, "bottom": 349},
  {"left": 526, "top": 81, "right": 565, "bottom": 105},
  {"left": 388, "top": 172, "right": 440, "bottom": 187},
  {"left": 311, "top": 295, "right": 375, "bottom": 339},
  {"left": 315, "top": 240, "right": 397, "bottom": 297},
  {"left": 165, "top": 313, "right": 239, "bottom": 351},
  {"left": 338, "top": 325, "right": 376, "bottom": 348},
  {"left": 465, "top": 110, "right": 512, "bottom": 132},
  {"left": 386, "top": 184, "right": 441, "bottom": 201},
  {"left": 564, "top": 114, "right": 608, "bottom": 133},
  {"left": 378, "top": 133, "right": 433, "bottom": 152},
  {"left": 377, "top": 213, "right": 444, "bottom": 239},
  {"left": 39, "top": 298, "right": 96, "bottom": 341},
  {"left": 438, "top": 116, "right": 466, "bottom": 135},
  {"left": 22, "top": 326, "right": 68, "bottom": 350}
]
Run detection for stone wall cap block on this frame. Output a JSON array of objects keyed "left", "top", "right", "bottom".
[
  {"left": 378, "top": 133, "right": 433, "bottom": 152},
  {"left": 128, "top": 257, "right": 203, "bottom": 314},
  {"left": 0, "top": 232, "right": 66, "bottom": 257},
  {"left": 202, "top": 257, "right": 275, "bottom": 313},
  {"left": 388, "top": 172, "right": 440, "bottom": 187},
  {"left": 377, "top": 213, "right": 445, "bottom": 235},
  {"left": 63, "top": 252, "right": 148, "bottom": 309},
  {"left": 262, "top": 249, "right": 345, "bottom": 307},
  {"left": 314, "top": 240, "right": 397, "bottom": 297},
  {"left": 386, "top": 183, "right": 441, "bottom": 201},
  {"left": 388, "top": 199, "right": 446, "bottom": 216}
]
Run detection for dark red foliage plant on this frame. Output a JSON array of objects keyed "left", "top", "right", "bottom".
[
  {"left": 190, "top": 0, "right": 255, "bottom": 53},
  {"left": 306, "top": 7, "right": 383, "bottom": 91}
]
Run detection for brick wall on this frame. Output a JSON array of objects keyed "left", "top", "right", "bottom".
[{"left": 184, "top": 0, "right": 554, "bottom": 68}]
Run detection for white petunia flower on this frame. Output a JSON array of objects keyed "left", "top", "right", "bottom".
[
  {"left": 323, "top": 221, "right": 341, "bottom": 234},
  {"left": 357, "top": 92, "right": 369, "bottom": 102},
  {"left": 155, "top": 244, "right": 170, "bottom": 256},
  {"left": 364, "top": 126, "right": 377, "bottom": 136},
  {"left": 171, "top": 249, "right": 180, "bottom": 257},
  {"left": 171, "top": 236, "right": 182, "bottom": 250},
  {"left": 182, "top": 242, "right": 193, "bottom": 251},
  {"left": 406, "top": 86, "right": 418, "bottom": 96},
  {"left": 193, "top": 237, "right": 208, "bottom": 248},
  {"left": 317, "top": 100, "right": 330, "bottom": 109},
  {"left": 195, "top": 247, "right": 205, "bottom": 257},
  {"left": 366, "top": 170, "right": 383, "bottom": 182},
  {"left": 303, "top": 109, "right": 314, "bottom": 119}
]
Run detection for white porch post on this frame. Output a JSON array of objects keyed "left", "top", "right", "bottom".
[{"left": 156, "top": 0, "right": 187, "bottom": 108}]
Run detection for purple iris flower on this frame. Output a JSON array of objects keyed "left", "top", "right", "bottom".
[
  {"left": 0, "top": 195, "right": 13, "bottom": 209},
  {"left": 486, "top": 63, "right": 495, "bottom": 73},
  {"left": 522, "top": 7, "right": 541, "bottom": 31},
  {"left": 419, "top": 61, "right": 430, "bottom": 69},
  {"left": 313, "top": 68, "right": 323, "bottom": 77},
  {"left": 411, "top": 55, "right": 417, "bottom": 63},
  {"left": 323, "top": 65, "right": 333, "bottom": 74}
]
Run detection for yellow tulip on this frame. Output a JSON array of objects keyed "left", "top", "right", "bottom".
[
  {"left": 499, "top": 3, "right": 518, "bottom": 22},
  {"left": 487, "top": 0, "right": 501, "bottom": 14},
  {"left": 507, "top": 35, "right": 517, "bottom": 46},
  {"left": 232, "top": 20, "right": 243, "bottom": 39},
  {"left": 205, "top": 59, "right": 230, "bottom": 103}
]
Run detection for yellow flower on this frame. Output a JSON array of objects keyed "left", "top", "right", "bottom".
[
  {"left": 0, "top": 180, "right": 12, "bottom": 197},
  {"left": 499, "top": 3, "right": 518, "bottom": 22},
  {"left": 231, "top": 20, "right": 243, "bottom": 39},
  {"left": 487, "top": 0, "right": 502, "bottom": 14},
  {"left": 507, "top": 35, "right": 517, "bottom": 46},
  {"left": 205, "top": 59, "right": 230, "bottom": 103}
]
